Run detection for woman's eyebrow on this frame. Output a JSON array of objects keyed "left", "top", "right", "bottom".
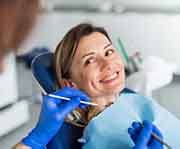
[
  {"left": 81, "top": 52, "right": 95, "bottom": 60},
  {"left": 81, "top": 43, "right": 112, "bottom": 60},
  {"left": 104, "top": 43, "right": 112, "bottom": 49}
]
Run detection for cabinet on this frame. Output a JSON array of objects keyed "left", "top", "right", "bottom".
[{"left": 0, "top": 53, "right": 29, "bottom": 137}]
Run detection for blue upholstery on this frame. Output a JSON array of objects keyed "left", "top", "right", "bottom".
[
  {"left": 17, "top": 47, "right": 50, "bottom": 68},
  {"left": 31, "top": 52, "right": 136, "bottom": 149},
  {"left": 31, "top": 52, "right": 56, "bottom": 94},
  {"left": 31, "top": 52, "right": 84, "bottom": 149}
]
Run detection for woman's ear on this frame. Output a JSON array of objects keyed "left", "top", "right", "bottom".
[{"left": 60, "top": 78, "right": 78, "bottom": 89}]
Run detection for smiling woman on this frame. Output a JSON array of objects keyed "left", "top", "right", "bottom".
[
  {"left": 54, "top": 23, "right": 125, "bottom": 123},
  {"left": 52, "top": 23, "right": 180, "bottom": 149}
]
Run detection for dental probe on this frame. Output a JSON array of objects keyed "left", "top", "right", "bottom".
[
  {"left": 151, "top": 132, "right": 172, "bottom": 149},
  {"left": 48, "top": 94, "right": 98, "bottom": 106},
  {"left": 140, "top": 123, "right": 172, "bottom": 149}
]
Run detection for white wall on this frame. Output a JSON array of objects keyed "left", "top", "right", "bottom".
[
  {"left": 44, "top": 0, "right": 180, "bottom": 10},
  {"left": 19, "top": 12, "right": 180, "bottom": 73}
]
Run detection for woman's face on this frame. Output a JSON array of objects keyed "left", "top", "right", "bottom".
[{"left": 70, "top": 32, "right": 125, "bottom": 98}]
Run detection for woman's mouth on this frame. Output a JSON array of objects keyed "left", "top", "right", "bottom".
[{"left": 100, "top": 71, "right": 120, "bottom": 83}]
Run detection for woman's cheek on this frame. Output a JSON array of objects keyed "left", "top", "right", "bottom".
[{"left": 82, "top": 69, "right": 95, "bottom": 85}]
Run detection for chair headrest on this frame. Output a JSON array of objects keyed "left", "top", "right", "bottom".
[{"left": 31, "top": 52, "right": 56, "bottom": 94}]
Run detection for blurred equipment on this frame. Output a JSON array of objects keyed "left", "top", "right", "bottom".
[
  {"left": 0, "top": 53, "right": 29, "bottom": 137},
  {"left": 117, "top": 38, "right": 143, "bottom": 76},
  {"left": 126, "top": 56, "right": 177, "bottom": 96},
  {"left": 17, "top": 47, "right": 50, "bottom": 68},
  {"left": 116, "top": 38, "right": 177, "bottom": 96}
]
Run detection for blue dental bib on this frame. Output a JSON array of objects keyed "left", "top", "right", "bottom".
[{"left": 82, "top": 93, "right": 180, "bottom": 149}]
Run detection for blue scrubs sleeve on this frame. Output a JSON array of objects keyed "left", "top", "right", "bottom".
[{"left": 47, "top": 122, "right": 83, "bottom": 149}]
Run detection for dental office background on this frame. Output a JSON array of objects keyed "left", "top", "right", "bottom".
[{"left": 0, "top": 0, "right": 180, "bottom": 148}]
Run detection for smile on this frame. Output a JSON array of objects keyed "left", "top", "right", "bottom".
[{"left": 100, "top": 72, "right": 119, "bottom": 83}]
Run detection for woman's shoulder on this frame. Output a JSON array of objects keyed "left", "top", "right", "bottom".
[{"left": 119, "top": 88, "right": 157, "bottom": 107}]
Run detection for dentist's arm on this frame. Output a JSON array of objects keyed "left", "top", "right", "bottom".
[
  {"left": 128, "top": 120, "right": 164, "bottom": 149},
  {"left": 13, "top": 87, "right": 90, "bottom": 149}
]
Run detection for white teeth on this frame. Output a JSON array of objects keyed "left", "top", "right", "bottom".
[{"left": 103, "top": 73, "right": 118, "bottom": 81}]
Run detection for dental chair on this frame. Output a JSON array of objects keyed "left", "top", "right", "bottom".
[{"left": 31, "top": 52, "right": 135, "bottom": 149}]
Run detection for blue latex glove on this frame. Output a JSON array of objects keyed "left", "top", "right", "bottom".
[
  {"left": 128, "top": 120, "right": 164, "bottom": 149},
  {"left": 22, "top": 87, "right": 90, "bottom": 149}
]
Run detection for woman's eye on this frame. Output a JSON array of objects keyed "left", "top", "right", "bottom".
[
  {"left": 105, "top": 49, "right": 114, "bottom": 56},
  {"left": 85, "top": 57, "right": 95, "bottom": 66}
]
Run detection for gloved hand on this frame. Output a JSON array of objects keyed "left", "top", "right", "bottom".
[
  {"left": 128, "top": 120, "right": 164, "bottom": 149},
  {"left": 22, "top": 87, "right": 90, "bottom": 149}
]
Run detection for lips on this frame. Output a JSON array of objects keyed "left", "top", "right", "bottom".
[{"left": 100, "top": 71, "right": 119, "bottom": 83}]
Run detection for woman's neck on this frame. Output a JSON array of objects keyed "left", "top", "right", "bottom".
[{"left": 86, "top": 94, "right": 118, "bottom": 122}]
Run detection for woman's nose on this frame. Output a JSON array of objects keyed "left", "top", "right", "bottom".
[{"left": 99, "top": 58, "right": 113, "bottom": 72}]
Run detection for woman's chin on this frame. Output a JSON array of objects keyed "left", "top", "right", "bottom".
[
  {"left": 101, "top": 84, "right": 124, "bottom": 95},
  {"left": 99, "top": 74, "right": 125, "bottom": 93},
  {"left": 103, "top": 79, "right": 124, "bottom": 90},
  {"left": 87, "top": 81, "right": 125, "bottom": 98}
]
